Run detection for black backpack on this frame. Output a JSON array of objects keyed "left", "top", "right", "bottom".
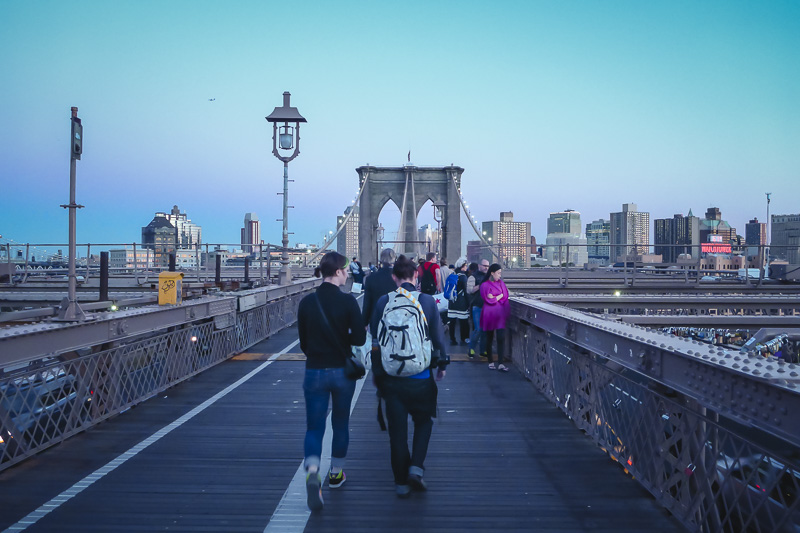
[{"left": 420, "top": 263, "right": 437, "bottom": 295}]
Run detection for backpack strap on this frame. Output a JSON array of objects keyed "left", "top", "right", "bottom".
[{"left": 395, "top": 287, "right": 428, "bottom": 326}]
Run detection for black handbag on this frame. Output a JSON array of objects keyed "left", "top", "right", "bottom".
[{"left": 315, "top": 295, "right": 366, "bottom": 380}]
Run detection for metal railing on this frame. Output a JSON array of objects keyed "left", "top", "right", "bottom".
[
  {"left": 509, "top": 296, "right": 800, "bottom": 532},
  {"left": 0, "top": 279, "right": 319, "bottom": 471}
]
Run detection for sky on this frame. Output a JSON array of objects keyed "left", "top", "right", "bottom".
[{"left": 1, "top": 1, "right": 798, "bottom": 255}]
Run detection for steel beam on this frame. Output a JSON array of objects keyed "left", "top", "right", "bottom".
[{"left": 511, "top": 296, "right": 800, "bottom": 448}]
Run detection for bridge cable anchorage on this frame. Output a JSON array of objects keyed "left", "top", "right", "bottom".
[
  {"left": 449, "top": 172, "right": 498, "bottom": 261},
  {"left": 306, "top": 169, "right": 370, "bottom": 264}
]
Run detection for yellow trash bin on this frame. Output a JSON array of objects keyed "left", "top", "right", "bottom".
[{"left": 158, "top": 272, "right": 184, "bottom": 305}]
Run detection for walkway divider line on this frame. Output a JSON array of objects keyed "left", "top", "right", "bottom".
[
  {"left": 3, "top": 339, "right": 300, "bottom": 533},
  {"left": 264, "top": 369, "right": 370, "bottom": 533}
]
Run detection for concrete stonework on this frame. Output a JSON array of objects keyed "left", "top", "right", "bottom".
[{"left": 357, "top": 165, "right": 464, "bottom": 266}]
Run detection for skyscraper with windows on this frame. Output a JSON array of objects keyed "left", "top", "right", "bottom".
[
  {"left": 585, "top": 219, "right": 611, "bottom": 265},
  {"left": 745, "top": 217, "right": 767, "bottom": 261},
  {"left": 771, "top": 213, "right": 800, "bottom": 264},
  {"left": 481, "top": 211, "right": 531, "bottom": 267},
  {"left": 610, "top": 203, "right": 649, "bottom": 262},
  {"left": 545, "top": 210, "right": 588, "bottom": 266},
  {"left": 241, "top": 213, "right": 260, "bottom": 253},
  {"left": 654, "top": 212, "right": 700, "bottom": 263},
  {"left": 336, "top": 206, "right": 359, "bottom": 260},
  {"left": 699, "top": 207, "right": 737, "bottom": 246}
]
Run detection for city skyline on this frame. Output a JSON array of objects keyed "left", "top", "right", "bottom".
[{"left": 2, "top": 2, "right": 798, "bottom": 249}]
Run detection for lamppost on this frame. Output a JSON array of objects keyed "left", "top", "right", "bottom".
[
  {"left": 266, "top": 92, "right": 306, "bottom": 285},
  {"left": 57, "top": 107, "right": 86, "bottom": 321}
]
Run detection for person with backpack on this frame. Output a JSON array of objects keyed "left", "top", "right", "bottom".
[
  {"left": 297, "top": 252, "right": 366, "bottom": 511},
  {"left": 446, "top": 257, "right": 470, "bottom": 346},
  {"left": 370, "top": 254, "right": 449, "bottom": 498},
  {"left": 416, "top": 252, "right": 442, "bottom": 295},
  {"left": 480, "top": 263, "right": 511, "bottom": 372}
]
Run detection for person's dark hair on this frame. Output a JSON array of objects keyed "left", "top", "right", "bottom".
[
  {"left": 426, "top": 252, "right": 436, "bottom": 261},
  {"left": 486, "top": 263, "right": 502, "bottom": 278},
  {"left": 439, "top": 258, "right": 446, "bottom": 266},
  {"left": 315, "top": 252, "right": 348, "bottom": 278},
  {"left": 467, "top": 262, "right": 479, "bottom": 276},
  {"left": 393, "top": 255, "right": 417, "bottom": 281}
]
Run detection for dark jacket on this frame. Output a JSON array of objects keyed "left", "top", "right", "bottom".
[
  {"left": 447, "top": 272, "right": 469, "bottom": 317},
  {"left": 297, "top": 282, "right": 366, "bottom": 369},
  {"left": 362, "top": 265, "right": 397, "bottom": 325},
  {"left": 369, "top": 282, "right": 449, "bottom": 372},
  {"left": 470, "top": 270, "right": 486, "bottom": 308}
]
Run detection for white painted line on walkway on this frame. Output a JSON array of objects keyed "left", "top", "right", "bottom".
[{"left": 3, "top": 339, "right": 300, "bottom": 533}]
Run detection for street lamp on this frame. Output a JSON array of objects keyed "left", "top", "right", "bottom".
[{"left": 266, "top": 92, "right": 306, "bottom": 285}]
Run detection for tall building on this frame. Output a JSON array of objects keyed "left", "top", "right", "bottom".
[
  {"left": 610, "top": 203, "right": 650, "bottom": 262},
  {"left": 544, "top": 210, "right": 588, "bottom": 266},
  {"left": 654, "top": 212, "right": 700, "bottom": 263},
  {"left": 241, "top": 213, "right": 261, "bottom": 253},
  {"left": 745, "top": 217, "right": 767, "bottom": 260},
  {"left": 699, "top": 207, "right": 737, "bottom": 246},
  {"left": 586, "top": 219, "right": 611, "bottom": 265},
  {"left": 419, "top": 224, "right": 434, "bottom": 255},
  {"left": 336, "top": 206, "right": 359, "bottom": 260},
  {"left": 771, "top": 213, "right": 800, "bottom": 264},
  {"left": 481, "top": 211, "right": 531, "bottom": 267},
  {"left": 141, "top": 217, "right": 177, "bottom": 267},
  {"left": 158, "top": 205, "right": 202, "bottom": 248}
]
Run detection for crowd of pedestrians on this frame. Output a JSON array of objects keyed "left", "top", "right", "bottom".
[{"left": 296, "top": 248, "right": 510, "bottom": 511}]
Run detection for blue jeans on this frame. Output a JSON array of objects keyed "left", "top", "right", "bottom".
[
  {"left": 470, "top": 307, "right": 485, "bottom": 354},
  {"left": 303, "top": 367, "right": 356, "bottom": 471}
]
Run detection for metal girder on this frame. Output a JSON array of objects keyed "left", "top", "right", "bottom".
[
  {"left": 0, "top": 279, "right": 319, "bottom": 369},
  {"left": 511, "top": 296, "right": 800, "bottom": 448},
  {"left": 619, "top": 315, "right": 800, "bottom": 328}
]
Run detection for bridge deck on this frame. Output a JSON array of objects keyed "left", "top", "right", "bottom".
[{"left": 0, "top": 328, "right": 682, "bottom": 532}]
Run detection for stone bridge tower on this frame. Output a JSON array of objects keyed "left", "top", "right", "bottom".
[{"left": 357, "top": 165, "right": 464, "bottom": 266}]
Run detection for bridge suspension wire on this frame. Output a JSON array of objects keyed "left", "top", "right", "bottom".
[
  {"left": 449, "top": 173, "right": 499, "bottom": 261},
  {"left": 306, "top": 169, "right": 371, "bottom": 265}
]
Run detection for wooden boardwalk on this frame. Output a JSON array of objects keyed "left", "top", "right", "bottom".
[{"left": 0, "top": 327, "right": 683, "bottom": 532}]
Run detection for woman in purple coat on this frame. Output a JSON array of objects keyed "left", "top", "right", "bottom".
[{"left": 479, "top": 264, "right": 511, "bottom": 372}]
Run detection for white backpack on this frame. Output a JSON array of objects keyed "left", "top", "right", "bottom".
[{"left": 377, "top": 288, "right": 432, "bottom": 376}]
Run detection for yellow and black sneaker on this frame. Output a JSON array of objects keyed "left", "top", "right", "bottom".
[
  {"left": 328, "top": 470, "right": 346, "bottom": 489},
  {"left": 306, "top": 472, "right": 323, "bottom": 511}
]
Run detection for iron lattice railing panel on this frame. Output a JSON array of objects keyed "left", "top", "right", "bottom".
[
  {"left": 511, "top": 317, "right": 800, "bottom": 532},
  {"left": 0, "top": 289, "right": 310, "bottom": 471}
]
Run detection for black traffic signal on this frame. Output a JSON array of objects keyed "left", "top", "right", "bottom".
[{"left": 71, "top": 116, "right": 82, "bottom": 160}]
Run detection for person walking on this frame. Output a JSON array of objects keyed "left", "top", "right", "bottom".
[
  {"left": 447, "top": 257, "right": 470, "bottom": 346},
  {"left": 416, "top": 252, "right": 442, "bottom": 295},
  {"left": 350, "top": 256, "right": 365, "bottom": 293},
  {"left": 370, "top": 255, "right": 449, "bottom": 498},
  {"left": 468, "top": 259, "right": 490, "bottom": 358},
  {"left": 297, "top": 252, "right": 366, "bottom": 511},
  {"left": 362, "top": 248, "right": 397, "bottom": 324},
  {"left": 480, "top": 263, "right": 510, "bottom": 372}
]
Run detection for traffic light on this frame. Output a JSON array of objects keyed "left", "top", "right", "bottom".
[{"left": 71, "top": 117, "right": 83, "bottom": 160}]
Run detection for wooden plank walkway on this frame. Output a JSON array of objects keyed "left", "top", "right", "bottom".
[{"left": 0, "top": 327, "right": 683, "bottom": 532}]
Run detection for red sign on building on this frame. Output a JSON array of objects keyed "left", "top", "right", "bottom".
[{"left": 701, "top": 243, "right": 732, "bottom": 254}]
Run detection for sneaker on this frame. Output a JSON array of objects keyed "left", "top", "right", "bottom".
[
  {"left": 328, "top": 470, "right": 346, "bottom": 489},
  {"left": 408, "top": 473, "right": 428, "bottom": 492},
  {"left": 480, "top": 352, "right": 488, "bottom": 358},
  {"left": 488, "top": 363, "right": 496, "bottom": 370},
  {"left": 469, "top": 348, "right": 476, "bottom": 357},
  {"left": 497, "top": 364, "right": 509, "bottom": 372},
  {"left": 396, "top": 484, "right": 411, "bottom": 498},
  {"left": 306, "top": 472, "right": 324, "bottom": 511}
]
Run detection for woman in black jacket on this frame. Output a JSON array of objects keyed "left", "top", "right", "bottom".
[
  {"left": 447, "top": 257, "right": 470, "bottom": 345},
  {"left": 297, "top": 252, "right": 366, "bottom": 511}
]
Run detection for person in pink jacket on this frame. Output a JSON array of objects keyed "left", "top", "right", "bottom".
[{"left": 479, "top": 263, "right": 510, "bottom": 372}]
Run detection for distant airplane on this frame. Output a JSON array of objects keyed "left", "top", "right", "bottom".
[{"left": 208, "top": 98, "right": 216, "bottom": 101}]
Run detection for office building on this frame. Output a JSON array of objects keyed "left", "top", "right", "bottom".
[
  {"left": 654, "top": 212, "right": 700, "bottom": 263},
  {"left": 545, "top": 210, "right": 588, "bottom": 266},
  {"left": 336, "top": 206, "right": 359, "bottom": 260},
  {"left": 141, "top": 216, "right": 177, "bottom": 267},
  {"left": 745, "top": 218, "right": 767, "bottom": 261},
  {"left": 699, "top": 207, "right": 737, "bottom": 246},
  {"left": 771, "top": 214, "right": 800, "bottom": 264},
  {"left": 241, "top": 213, "right": 261, "bottom": 253},
  {"left": 610, "top": 203, "right": 650, "bottom": 262},
  {"left": 481, "top": 211, "right": 531, "bottom": 267},
  {"left": 585, "top": 219, "right": 611, "bottom": 265}
]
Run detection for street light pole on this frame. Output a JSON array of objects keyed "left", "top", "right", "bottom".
[
  {"left": 266, "top": 92, "right": 306, "bottom": 285},
  {"left": 57, "top": 107, "right": 86, "bottom": 321}
]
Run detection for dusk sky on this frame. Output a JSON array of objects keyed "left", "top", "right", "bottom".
[{"left": 2, "top": 1, "right": 798, "bottom": 254}]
